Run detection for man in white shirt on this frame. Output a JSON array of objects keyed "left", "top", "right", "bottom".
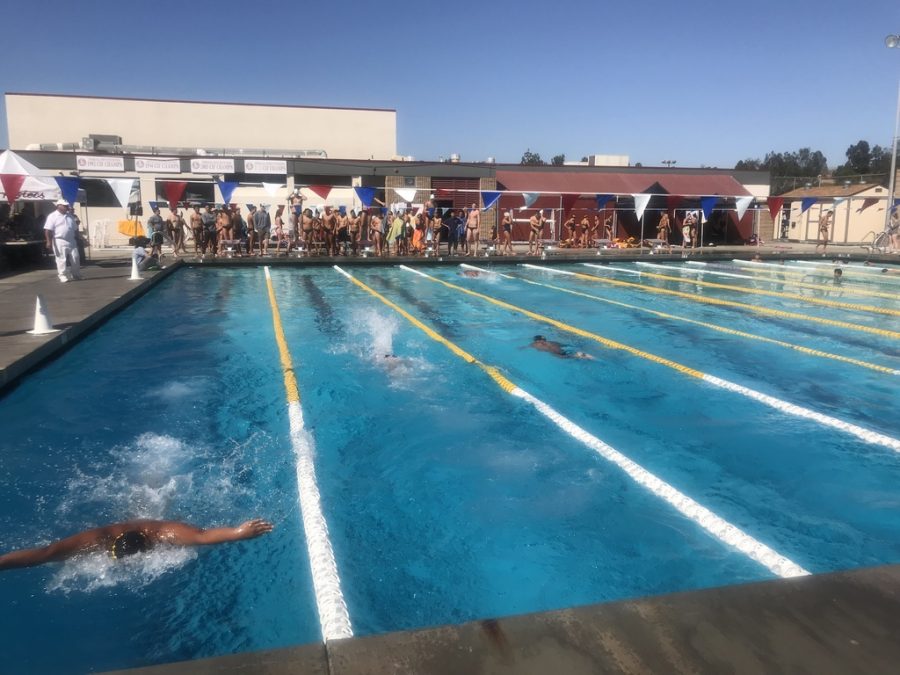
[{"left": 43, "top": 199, "right": 82, "bottom": 282}]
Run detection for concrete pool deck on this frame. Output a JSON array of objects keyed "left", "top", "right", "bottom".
[
  {"left": 2, "top": 244, "right": 900, "bottom": 673},
  {"left": 111, "top": 563, "right": 900, "bottom": 674}
]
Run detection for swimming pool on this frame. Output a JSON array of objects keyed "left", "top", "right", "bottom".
[{"left": 1, "top": 259, "right": 898, "bottom": 672}]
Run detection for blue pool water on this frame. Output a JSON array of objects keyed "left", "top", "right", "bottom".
[{"left": 1, "top": 260, "right": 899, "bottom": 672}]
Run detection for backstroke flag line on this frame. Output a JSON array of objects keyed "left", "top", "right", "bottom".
[
  {"left": 0, "top": 174, "right": 25, "bottom": 204},
  {"left": 766, "top": 197, "right": 784, "bottom": 220},
  {"left": 632, "top": 193, "right": 652, "bottom": 221},
  {"left": 262, "top": 182, "right": 282, "bottom": 197},
  {"left": 801, "top": 197, "right": 817, "bottom": 213},
  {"left": 354, "top": 186, "right": 376, "bottom": 207},
  {"left": 54, "top": 176, "right": 81, "bottom": 206},
  {"left": 165, "top": 181, "right": 188, "bottom": 208},
  {"left": 700, "top": 196, "right": 720, "bottom": 220},
  {"left": 735, "top": 196, "right": 754, "bottom": 220},
  {"left": 522, "top": 192, "right": 540, "bottom": 208},
  {"left": 595, "top": 194, "right": 614, "bottom": 210},
  {"left": 481, "top": 191, "right": 501, "bottom": 210},
  {"left": 216, "top": 180, "right": 238, "bottom": 205},
  {"left": 105, "top": 178, "right": 135, "bottom": 208},
  {"left": 395, "top": 187, "right": 417, "bottom": 202}
]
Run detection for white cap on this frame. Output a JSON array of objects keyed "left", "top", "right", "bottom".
[{"left": 55, "top": 199, "right": 69, "bottom": 206}]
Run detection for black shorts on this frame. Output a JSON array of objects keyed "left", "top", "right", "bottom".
[{"left": 151, "top": 232, "right": 163, "bottom": 245}]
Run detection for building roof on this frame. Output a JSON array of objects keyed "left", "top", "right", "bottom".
[
  {"left": 4, "top": 91, "right": 396, "bottom": 114},
  {"left": 780, "top": 183, "right": 880, "bottom": 198},
  {"left": 496, "top": 169, "right": 751, "bottom": 196}
]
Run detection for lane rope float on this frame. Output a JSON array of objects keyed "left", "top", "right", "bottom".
[
  {"left": 402, "top": 265, "right": 900, "bottom": 454},
  {"left": 459, "top": 264, "right": 898, "bottom": 376},
  {"left": 334, "top": 264, "right": 809, "bottom": 579},
  {"left": 264, "top": 266, "right": 353, "bottom": 641}
]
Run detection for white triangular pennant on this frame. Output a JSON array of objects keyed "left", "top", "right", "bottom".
[
  {"left": 395, "top": 187, "right": 417, "bottom": 202},
  {"left": 106, "top": 178, "right": 136, "bottom": 208},
  {"left": 735, "top": 196, "right": 754, "bottom": 220},
  {"left": 262, "top": 182, "right": 283, "bottom": 197},
  {"left": 632, "top": 193, "right": 652, "bottom": 221},
  {"left": 833, "top": 197, "right": 845, "bottom": 205},
  {"left": 522, "top": 192, "right": 540, "bottom": 208}
]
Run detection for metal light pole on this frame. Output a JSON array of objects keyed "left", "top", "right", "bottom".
[{"left": 885, "top": 35, "right": 900, "bottom": 232}]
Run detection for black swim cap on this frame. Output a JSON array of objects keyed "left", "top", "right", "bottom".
[
  {"left": 110, "top": 531, "right": 150, "bottom": 559},
  {"left": 534, "top": 335, "right": 545, "bottom": 341}
]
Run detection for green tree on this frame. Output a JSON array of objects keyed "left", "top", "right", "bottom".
[
  {"left": 520, "top": 149, "right": 544, "bottom": 165},
  {"left": 551, "top": 154, "right": 565, "bottom": 166}
]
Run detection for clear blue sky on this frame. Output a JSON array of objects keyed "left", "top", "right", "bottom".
[{"left": 2, "top": 0, "right": 898, "bottom": 169}]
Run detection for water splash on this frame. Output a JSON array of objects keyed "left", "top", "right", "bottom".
[{"left": 47, "top": 546, "right": 198, "bottom": 594}]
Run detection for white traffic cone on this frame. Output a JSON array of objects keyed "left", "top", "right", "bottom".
[
  {"left": 129, "top": 255, "right": 142, "bottom": 281},
  {"left": 26, "top": 295, "right": 60, "bottom": 335}
]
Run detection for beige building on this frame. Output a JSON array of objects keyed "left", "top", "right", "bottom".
[
  {"left": 779, "top": 183, "right": 891, "bottom": 244},
  {"left": 5, "top": 93, "right": 396, "bottom": 160}
]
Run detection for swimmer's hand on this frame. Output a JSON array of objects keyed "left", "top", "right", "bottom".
[
  {"left": 235, "top": 519, "right": 274, "bottom": 540},
  {"left": 574, "top": 352, "right": 595, "bottom": 360}
]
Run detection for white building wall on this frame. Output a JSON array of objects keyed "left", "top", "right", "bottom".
[{"left": 6, "top": 93, "right": 396, "bottom": 160}]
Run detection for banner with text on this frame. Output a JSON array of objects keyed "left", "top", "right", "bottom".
[
  {"left": 190, "top": 158, "right": 235, "bottom": 174},
  {"left": 76, "top": 155, "right": 125, "bottom": 172},
  {"left": 135, "top": 157, "right": 181, "bottom": 173},
  {"left": 244, "top": 159, "right": 287, "bottom": 174}
]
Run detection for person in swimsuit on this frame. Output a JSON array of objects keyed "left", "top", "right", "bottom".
[
  {"left": 657, "top": 212, "right": 671, "bottom": 252},
  {"left": 579, "top": 215, "right": 590, "bottom": 248},
  {"left": 501, "top": 211, "right": 514, "bottom": 255},
  {"left": 301, "top": 208, "right": 314, "bottom": 254},
  {"left": 189, "top": 205, "right": 204, "bottom": 255},
  {"left": 604, "top": 215, "right": 613, "bottom": 241},
  {"left": 528, "top": 211, "right": 542, "bottom": 256},
  {"left": 466, "top": 204, "right": 481, "bottom": 256},
  {"left": 370, "top": 212, "right": 384, "bottom": 256},
  {"left": 0, "top": 519, "right": 273, "bottom": 570},
  {"left": 348, "top": 210, "right": 360, "bottom": 255},
  {"left": 529, "top": 335, "right": 594, "bottom": 360},
  {"left": 816, "top": 210, "right": 833, "bottom": 254}
]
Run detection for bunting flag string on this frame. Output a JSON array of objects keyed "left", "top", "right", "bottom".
[
  {"left": 800, "top": 197, "right": 817, "bottom": 213},
  {"left": 262, "top": 182, "right": 283, "bottom": 197},
  {"left": 308, "top": 185, "right": 333, "bottom": 200},
  {"left": 700, "top": 196, "right": 720, "bottom": 220},
  {"left": 394, "top": 187, "right": 417, "bottom": 202},
  {"left": 666, "top": 195, "right": 683, "bottom": 212},
  {"left": 354, "top": 186, "right": 376, "bottom": 207},
  {"left": 215, "top": 180, "right": 238, "bottom": 205},
  {"left": 441, "top": 207, "right": 450, "bottom": 216},
  {"left": 481, "top": 190, "right": 501, "bottom": 210},
  {"left": 163, "top": 181, "right": 188, "bottom": 209},
  {"left": 561, "top": 194, "right": 580, "bottom": 214},
  {"left": 105, "top": 178, "right": 136, "bottom": 208},
  {"left": 595, "top": 194, "right": 614, "bottom": 210},
  {"left": 632, "top": 193, "right": 652, "bottom": 221},
  {"left": 892, "top": 197, "right": 900, "bottom": 211},
  {"left": 0, "top": 174, "right": 26, "bottom": 204},
  {"left": 734, "top": 196, "right": 754, "bottom": 221},
  {"left": 833, "top": 197, "right": 846, "bottom": 206},
  {"left": 857, "top": 198, "right": 878, "bottom": 212},
  {"left": 766, "top": 196, "right": 784, "bottom": 220},
  {"left": 522, "top": 192, "right": 540, "bottom": 208},
  {"left": 54, "top": 176, "right": 81, "bottom": 206}
]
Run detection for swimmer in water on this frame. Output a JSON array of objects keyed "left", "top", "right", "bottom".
[
  {"left": 833, "top": 268, "right": 842, "bottom": 283},
  {"left": 529, "top": 335, "right": 594, "bottom": 360},
  {"left": 458, "top": 269, "right": 482, "bottom": 277},
  {"left": 0, "top": 518, "right": 273, "bottom": 570}
]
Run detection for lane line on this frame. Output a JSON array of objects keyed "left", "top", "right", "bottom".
[
  {"left": 263, "top": 267, "right": 353, "bottom": 642},
  {"left": 334, "top": 264, "right": 809, "bottom": 579},
  {"left": 571, "top": 264, "right": 900, "bottom": 340},
  {"left": 635, "top": 261, "right": 898, "bottom": 301},
  {"left": 594, "top": 264, "right": 900, "bottom": 317},
  {"left": 728, "top": 260, "right": 900, "bottom": 287},
  {"left": 403, "top": 265, "right": 900, "bottom": 454},
  {"left": 459, "top": 264, "right": 898, "bottom": 376}
]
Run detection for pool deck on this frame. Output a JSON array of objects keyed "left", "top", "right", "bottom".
[
  {"left": 1, "top": 244, "right": 899, "bottom": 672},
  {"left": 110, "top": 563, "right": 900, "bottom": 674}
]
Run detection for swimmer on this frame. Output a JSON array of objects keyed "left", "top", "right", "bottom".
[
  {"left": 833, "top": 268, "right": 842, "bottom": 282},
  {"left": 529, "top": 335, "right": 594, "bottom": 360},
  {"left": 0, "top": 518, "right": 273, "bottom": 570},
  {"left": 459, "top": 269, "right": 482, "bottom": 277}
]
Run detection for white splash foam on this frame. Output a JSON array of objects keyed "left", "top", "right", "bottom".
[{"left": 47, "top": 547, "right": 198, "bottom": 594}]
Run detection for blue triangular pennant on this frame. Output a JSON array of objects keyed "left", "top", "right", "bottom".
[
  {"left": 380, "top": 207, "right": 388, "bottom": 216},
  {"left": 354, "top": 186, "right": 376, "bottom": 207},
  {"left": 700, "top": 196, "right": 720, "bottom": 220},
  {"left": 216, "top": 180, "right": 239, "bottom": 205},
  {"left": 427, "top": 208, "right": 435, "bottom": 217},
  {"left": 54, "top": 176, "right": 81, "bottom": 205},
  {"left": 481, "top": 190, "right": 501, "bottom": 210},
  {"left": 800, "top": 197, "right": 817, "bottom": 213},
  {"left": 595, "top": 194, "right": 614, "bottom": 210},
  {"left": 892, "top": 197, "right": 900, "bottom": 211},
  {"left": 148, "top": 201, "right": 159, "bottom": 211}
]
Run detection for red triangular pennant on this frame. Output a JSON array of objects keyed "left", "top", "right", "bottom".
[
  {"left": 308, "top": 185, "right": 332, "bottom": 200},
  {"left": 0, "top": 174, "right": 26, "bottom": 204},
  {"left": 766, "top": 196, "right": 784, "bottom": 220},
  {"left": 666, "top": 195, "right": 683, "bottom": 212},
  {"left": 561, "top": 193, "right": 579, "bottom": 213},
  {"left": 163, "top": 181, "right": 187, "bottom": 209}
]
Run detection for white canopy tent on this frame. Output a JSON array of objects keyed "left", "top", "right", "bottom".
[{"left": 0, "top": 150, "right": 61, "bottom": 202}]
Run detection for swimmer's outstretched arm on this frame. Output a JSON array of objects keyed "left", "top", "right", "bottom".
[
  {"left": 0, "top": 526, "right": 111, "bottom": 570},
  {"left": 162, "top": 519, "right": 274, "bottom": 546}
]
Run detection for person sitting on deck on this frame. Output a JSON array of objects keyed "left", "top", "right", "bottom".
[{"left": 0, "top": 518, "right": 273, "bottom": 570}]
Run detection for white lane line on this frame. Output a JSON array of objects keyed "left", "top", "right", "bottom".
[{"left": 264, "top": 266, "right": 352, "bottom": 641}]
